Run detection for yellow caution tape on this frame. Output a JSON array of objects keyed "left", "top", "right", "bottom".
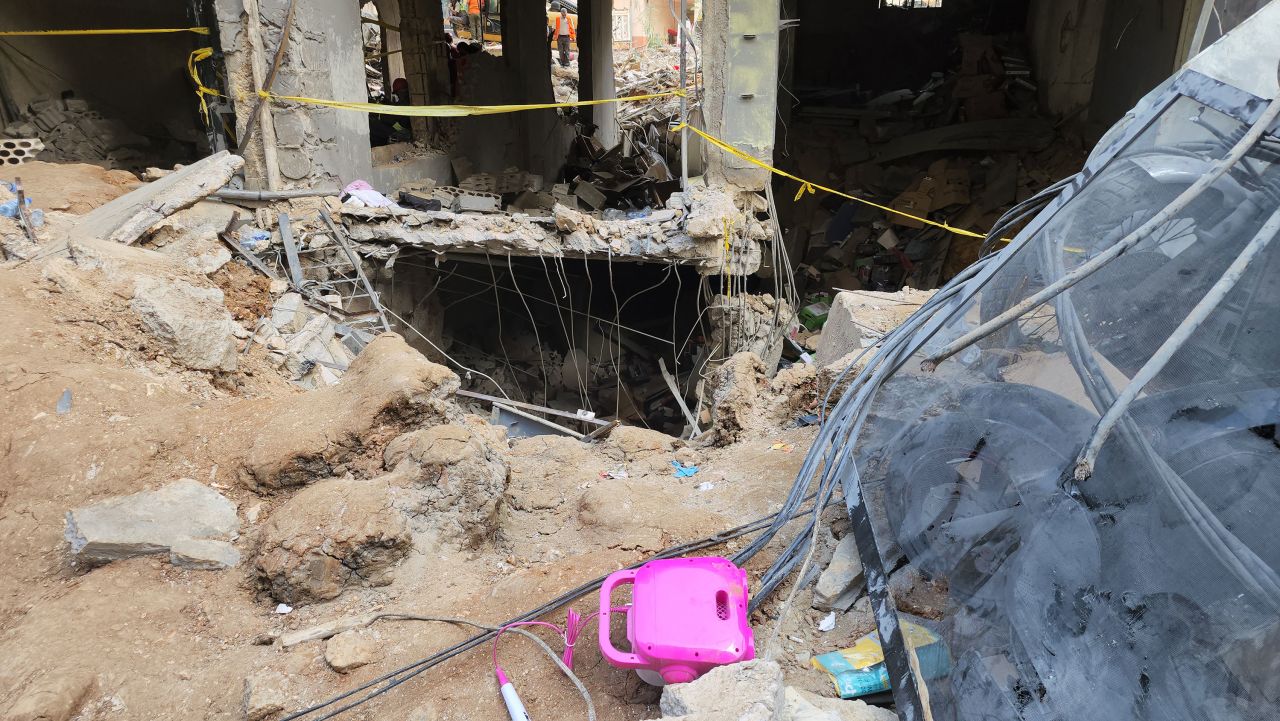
[
  {"left": 188, "top": 47, "right": 224, "bottom": 124},
  {"left": 258, "top": 89, "right": 686, "bottom": 118},
  {"left": 0, "top": 27, "right": 209, "bottom": 36},
  {"left": 675, "top": 122, "right": 991, "bottom": 241}
]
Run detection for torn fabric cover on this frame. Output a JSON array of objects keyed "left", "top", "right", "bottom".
[{"left": 842, "top": 14, "right": 1280, "bottom": 721}]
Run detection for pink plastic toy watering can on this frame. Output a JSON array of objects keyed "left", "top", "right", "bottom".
[{"left": 598, "top": 556, "right": 756, "bottom": 685}]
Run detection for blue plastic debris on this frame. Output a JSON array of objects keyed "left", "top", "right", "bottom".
[
  {"left": 56, "top": 389, "right": 72, "bottom": 415},
  {"left": 671, "top": 461, "right": 699, "bottom": 478}
]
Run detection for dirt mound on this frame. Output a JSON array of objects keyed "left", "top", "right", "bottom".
[
  {"left": 256, "top": 477, "right": 412, "bottom": 605},
  {"left": 2, "top": 160, "right": 139, "bottom": 215}
]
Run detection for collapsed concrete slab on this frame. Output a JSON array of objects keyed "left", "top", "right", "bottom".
[
  {"left": 69, "top": 151, "right": 244, "bottom": 245},
  {"left": 64, "top": 479, "right": 239, "bottom": 567}
]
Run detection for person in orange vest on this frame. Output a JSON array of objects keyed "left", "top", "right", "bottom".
[
  {"left": 551, "top": 8, "right": 576, "bottom": 67},
  {"left": 468, "top": 0, "right": 482, "bottom": 42}
]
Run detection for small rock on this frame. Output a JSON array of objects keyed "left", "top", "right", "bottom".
[
  {"left": 325, "top": 631, "right": 379, "bottom": 673},
  {"left": 274, "top": 604, "right": 293, "bottom": 615},
  {"left": 818, "top": 611, "right": 836, "bottom": 632},
  {"left": 251, "top": 632, "right": 279, "bottom": 646},
  {"left": 169, "top": 538, "right": 240, "bottom": 570},
  {"left": 268, "top": 279, "right": 289, "bottom": 295},
  {"left": 813, "top": 535, "right": 864, "bottom": 612},
  {"left": 673, "top": 447, "right": 700, "bottom": 466},
  {"left": 64, "top": 479, "right": 239, "bottom": 567},
  {"left": 244, "top": 502, "right": 265, "bottom": 524},
  {"left": 242, "top": 671, "right": 288, "bottom": 721}
]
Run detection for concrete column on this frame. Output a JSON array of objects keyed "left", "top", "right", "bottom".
[
  {"left": 214, "top": 0, "right": 373, "bottom": 189},
  {"left": 399, "top": 0, "right": 450, "bottom": 142},
  {"left": 374, "top": 0, "right": 407, "bottom": 84},
  {"left": 583, "top": 0, "right": 619, "bottom": 148},
  {"left": 504, "top": 0, "right": 566, "bottom": 179},
  {"left": 703, "top": 0, "right": 780, "bottom": 191}
]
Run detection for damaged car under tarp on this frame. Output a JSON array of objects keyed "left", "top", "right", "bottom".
[{"left": 799, "top": 5, "right": 1280, "bottom": 720}]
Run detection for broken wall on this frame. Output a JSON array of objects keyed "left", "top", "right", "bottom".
[
  {"left": 1027, "top": 0, "right": 1107, "bottom": 119},
  {"left": 214, "top": 0, "right": 374, "bottom": 189}
]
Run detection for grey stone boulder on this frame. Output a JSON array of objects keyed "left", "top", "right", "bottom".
[
  {"left": 130, "top": 276, "right": 239, "bottom": 371},
  {"left": 65, "top": 479, "right": 239, "bottom": 567}
]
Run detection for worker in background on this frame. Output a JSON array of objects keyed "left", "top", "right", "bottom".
[
  {"left": 468, "top": 0, "right": 483, "bottom": 43},
  {"left": 551, "top": 7, "right": 576, "bottom": 68}
]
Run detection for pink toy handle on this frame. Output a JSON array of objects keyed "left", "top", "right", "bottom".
[{"left": 599, "top": 568, "right": 645, "bottom": 668}]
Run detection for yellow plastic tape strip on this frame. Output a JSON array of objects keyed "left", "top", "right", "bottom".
[
  {"left": 675, "top": 122, "right": 990, "bottom": 241},
  {"left": 188, "top": 47, "right": 224, "bottom": 124},
  {"left": 0, "top": 27, "right": 209, "bottom": 36},
  {"left": 258, "top": 89, "right": 685, "bottom": 118}
]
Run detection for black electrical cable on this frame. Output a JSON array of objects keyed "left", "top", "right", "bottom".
[{"left": 278, "top": 497, "right": 823, "bottom": 721}]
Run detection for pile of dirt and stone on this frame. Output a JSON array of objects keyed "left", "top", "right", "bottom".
[{"left": 0, "top": 156, "right": 927, "bottom": 721}]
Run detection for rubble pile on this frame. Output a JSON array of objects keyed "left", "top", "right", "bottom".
[
  {"left": 2, "top": 95, "right": 154, "bottom": 170},
  {"left": 781, "top": 33, "right": 1085, "bottom": 302}
]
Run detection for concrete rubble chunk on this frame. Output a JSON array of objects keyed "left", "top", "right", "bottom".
[
  {"left": 813, "top": 535, "right": 865, "bottom": 612},
  {"left": 64, "top": 479, "right": 239, "bottom": 567},
  {"left": 70, "top": 150, "right": 244, "bottom": 245},
  {"left": 660, "top": 660, "right": 785, "bottom": 721},
  {"left": 815, "top": 289, "right": 935, "bottom": 367},
  {"left": 169, "top": 538, "right": 241, "bottom": 570},
  {"left": 130, "top": 276, "right": 239, "bottom": 372},
  {"left": 242, "top": 671, "right": 289, "bottom": 721},
  {"left": 324, "top": 630, "right": 380, "bottom": 673},
  {"left": 270, "top": 292, "right": 309, "bottom": 334},
  {"left": 783, "top": 687, "right": 898, "bottom": 721}
]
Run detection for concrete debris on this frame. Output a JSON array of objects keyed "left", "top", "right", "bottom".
[
  {"left": 170, "top": 537, "right": 242, "bottom": 570},
  {"left": 707, "top": 352, "right": 769, "bottom": 444},
  {"left": 783, "top": 687, "right": 897, "bottom": 721},
  {"left": 382, "top": 420, "right": 510, "bottom": 546},
  {"left": 70, "top": 151, "right": 244, "bottom": 245},
  {"left": 64, "top": 479, "right": 239, "bottom": 568},
  {"left": 2, "top": 94, "right": 150, "bottom": 170},
  {"left": 130, "top": 276, "right": 240, "bottom": 372},
  {"left": 255, "top": 477, "right": 412, "bottom": 605},
  {"left": 324, "top": 631, "right": 380, "bottom": 673},
  {"left": 270, "top": 292, "right": 309, "bottom": 334},
  {"left": 709, "top": 293, "right": 795, "bottom": 374},
  {"left": 814, "top": 289, "right": 935, "bottom": 367},
  {"left": 242, "top": 672, "right": 290, "bottom": 721},
  {"left": 813, "top": 535, "right": 865, "bottom": 612},
  {"left": 659, "top": 660, "right": 785, "bottom": 721},
  {"left": 649, "top": 660, "right": 895, "bottom": 721}
]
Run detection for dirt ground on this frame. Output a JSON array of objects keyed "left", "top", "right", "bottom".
[{"left": 0, "top": 165, "right": 852, "bottom": 721}]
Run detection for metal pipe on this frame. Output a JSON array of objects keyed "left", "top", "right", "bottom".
[
  {"left": 679, "top": 0, "right": 688, "bottom": 206},
  {"left": 1074, "top": 203, "right": 1280, "bottom": 480},
  {"left": 920, "top": 95, "right": 1280, "bottom": 372},
  {"left": 212, "top": 187, "right": 340, "bottom": 201}
]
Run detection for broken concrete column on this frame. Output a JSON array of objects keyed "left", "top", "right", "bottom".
[
  {"left": 130, "top": 276, "right": 240, "bottom": 372},
  {"left": 708, "top": 293, "right": 792, "bottom": 375},
  {"left": 255, "top": 477, "right": 411, "bottom": 605},
  {"left": 813, "top": 535, "right": 864, "bottom": 612},
  {"left": 64, "top": 479, "right": 240, "bottom": 567}
]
